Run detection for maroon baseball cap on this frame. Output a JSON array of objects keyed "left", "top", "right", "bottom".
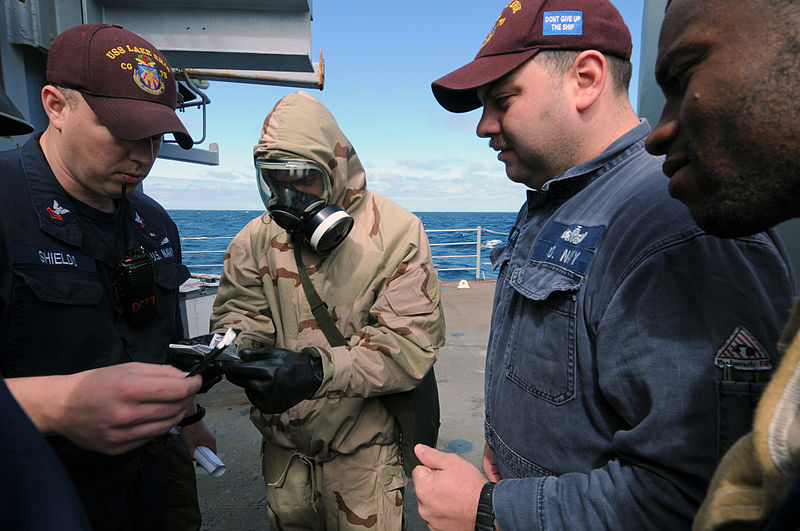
[
  {"left": 432, "top": 0, "right": 632, "bottom": 113},
  {"left": 46, "top": 23, "right": 193, "bottom": 149}
]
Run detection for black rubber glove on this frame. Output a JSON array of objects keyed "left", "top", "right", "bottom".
[
  {"left": 169, "top": 334, "right": 229, "bottom": 394},
  {"left": 223, "top": 347, "right": 323, "bottom": 414}
]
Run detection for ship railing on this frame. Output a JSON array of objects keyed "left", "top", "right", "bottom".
[
  {"left": 424, "top": 227, "right": 507, "bottom": 280},
  {"left": 180, "top": 226, "right": 509, "bottom": 281}
]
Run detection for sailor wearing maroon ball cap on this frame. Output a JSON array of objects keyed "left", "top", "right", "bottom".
[
  {"left": 411, "top": 1, "right": 796, "bottom": 529},
  {"left": 0, "top": 24, "right": 215, "bottom": 530}
]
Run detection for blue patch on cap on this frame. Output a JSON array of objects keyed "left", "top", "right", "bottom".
[
  {"left": 543, "top": 11, "right": 583, "bottom": 36},
  {"left": 531, "top": 222, "right": 604, "bottom": 276}
]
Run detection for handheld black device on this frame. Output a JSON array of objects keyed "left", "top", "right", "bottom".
[{"left": 116, "top": 248, "right": 158, "bottom": 325}]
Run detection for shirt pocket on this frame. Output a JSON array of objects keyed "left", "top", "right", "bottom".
[
  {"left": 383, "top": 265, "right": 437, "bottom": 316},
  {"left": 505, "top": 262, "right": 581, "bottom": 405},
  {"left": 717, "top": 380, "right": 767, "bottom": 460},
  {"left": 9, "top": 266, "right": 106, "bottom": 375},
  {"left": 14, "top": 267, "right": 103, "bottom": 305},
  {"left": 154, "top": 261, "right": 190, "bottom": 293}
]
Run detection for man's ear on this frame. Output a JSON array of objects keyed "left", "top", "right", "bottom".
[
  {"left": 570, "top": 50, "right": 607, "bottom": 112},
  {"left": 41, "top": 85, "right": 69, "bottom": 130}
]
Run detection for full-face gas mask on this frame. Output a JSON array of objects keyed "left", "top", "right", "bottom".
[{"left": 256, "top": 159, "right": 353, "bottom": 254}]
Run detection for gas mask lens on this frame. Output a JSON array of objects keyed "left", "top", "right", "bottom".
[
  {"left": 257, "top": 160, "right": 328, "bottom": 206},
  {"left": 255, "top": 159, "right": 353, "bottom": 254}
]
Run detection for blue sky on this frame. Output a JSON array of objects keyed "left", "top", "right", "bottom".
[{"left": 146, "top": 1, "right": 645, "bottom": 213}]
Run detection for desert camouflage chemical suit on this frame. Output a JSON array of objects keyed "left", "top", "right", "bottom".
[{"left": 210, "top": 91, "right": 445, "bottom": 530}]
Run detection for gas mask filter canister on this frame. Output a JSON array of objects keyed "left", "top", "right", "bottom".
[{"left": 256, "top": 159, "right": 353, "bottom": 254}]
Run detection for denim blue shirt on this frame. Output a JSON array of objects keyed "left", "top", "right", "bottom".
[{"left": 486, "top": 121, "right": 796, "bottom": 529}]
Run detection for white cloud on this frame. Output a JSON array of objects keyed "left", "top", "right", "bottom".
[{"left": 367, "top": 157, "right": 525, "bottom": 212}]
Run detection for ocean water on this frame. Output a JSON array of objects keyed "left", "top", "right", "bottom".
[{"left": 168, "top": 210, "right": 518, "bottom": 281}]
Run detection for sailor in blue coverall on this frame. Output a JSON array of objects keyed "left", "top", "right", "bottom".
[{"left": 485, "top": 121, "right": 795, "bottom": 528}]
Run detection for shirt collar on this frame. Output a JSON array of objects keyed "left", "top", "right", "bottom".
[
  {"left": 20, "top": 135, "right": 85, "bottom": 247},
  {"left": 525, "top": 119, "right": 652, "bottom": 208}
]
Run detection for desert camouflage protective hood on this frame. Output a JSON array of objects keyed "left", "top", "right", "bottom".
[{"left": 253, "top": 91, "right": 366, "bottom": 212}]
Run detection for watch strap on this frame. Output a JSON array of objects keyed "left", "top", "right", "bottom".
[
  {"left": 475, "top": 481, "right": 496, "bottom": 531},
  {"left": 178, "top": 403, "right": 205, "bottom": 427}
]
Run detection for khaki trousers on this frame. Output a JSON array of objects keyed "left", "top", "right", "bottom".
[{"left": 262, "top": 442, "right": 405, "bottom": 530}]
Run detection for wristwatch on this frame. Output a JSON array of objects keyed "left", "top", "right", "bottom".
[
  {"left": 475, "top": 481, "right": 496, "bottom": 531},
  {"left": 178, "top": 403, "right": 206, "bottom": 427}
]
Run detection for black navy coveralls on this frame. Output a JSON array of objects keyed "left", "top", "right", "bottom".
[
  {"left": 0, "top": 136, "right": 189, "bottom": 528},
  {"left": 0, "top": 377, "right": 90, "bottom": 530}
]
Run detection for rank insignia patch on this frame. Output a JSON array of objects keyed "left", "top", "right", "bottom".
[{"left": 43, "top": 199, "right": 72, "bottom": 226}]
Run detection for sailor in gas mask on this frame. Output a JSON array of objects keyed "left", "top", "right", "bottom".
[
  {"left": 212, "top": 91, "right": 445, "bottom": 530},
  {"left": 256, "top": 158, "right": 353, "bottom": 255}
]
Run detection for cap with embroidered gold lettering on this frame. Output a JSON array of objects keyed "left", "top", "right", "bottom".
[
  {"left": 432, "top": 0, "right": 632, "bottom": 113},
  {"left": 46, "top": 23, "right": 193, "bottom": 149}
]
